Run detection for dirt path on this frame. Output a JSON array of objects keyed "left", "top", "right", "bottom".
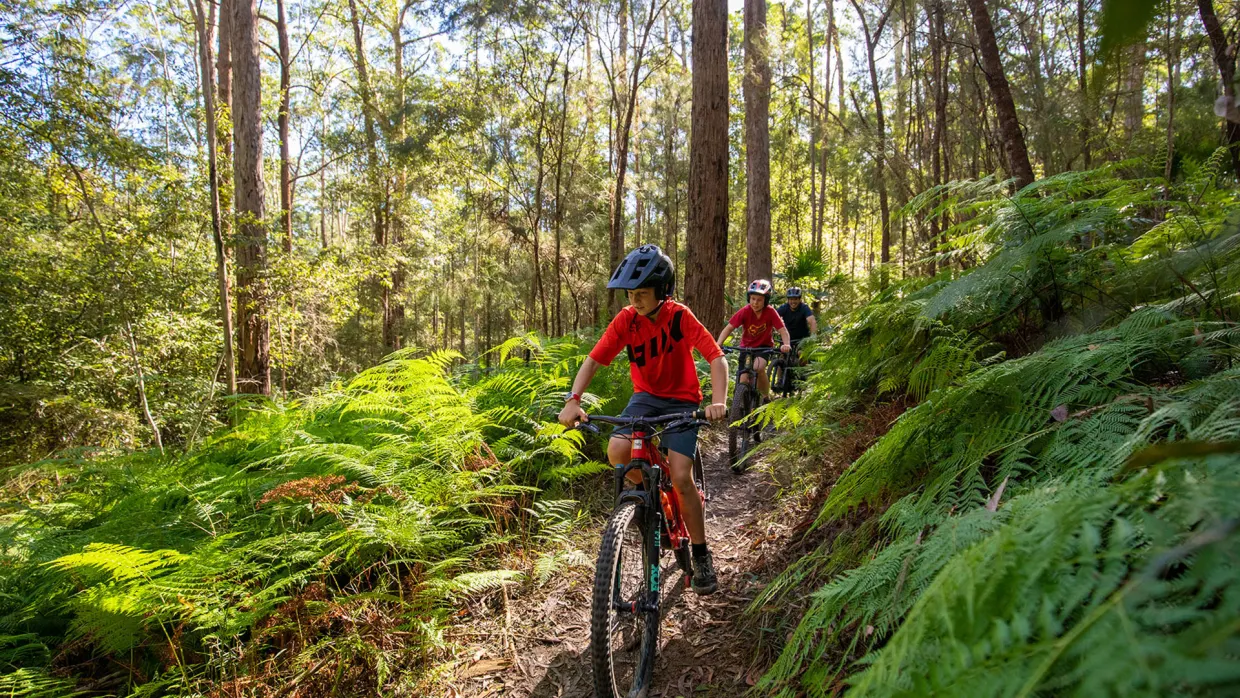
[{"left": 444, "top": 427, "right": 794, "bottom": 698}]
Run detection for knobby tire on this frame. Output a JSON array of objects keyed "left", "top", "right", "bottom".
[
  {"left": 591, "top": 501, "right": 657, "bottom": 698},
  {"left": 729, "top": 383, "right": 754, "bottom": 472}
]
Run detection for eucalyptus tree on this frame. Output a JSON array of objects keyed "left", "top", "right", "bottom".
[{"left": 684, "top": 0, "right": 729, "bottom": 328}]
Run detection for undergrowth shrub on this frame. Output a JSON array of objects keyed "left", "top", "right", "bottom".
[
  {"left": 756, "top": 155, "right": 1240, "bottom": 697},
  {"left": 0, "top": 335, "right": 622, "bottom": 695}
]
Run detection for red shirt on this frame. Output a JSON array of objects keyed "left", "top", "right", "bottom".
[
  {"left": 589, "top": 300, "right": 724, "bottom": 403},
  {"left": 730, "top": 305, "right": 785, "bottom": 348}
]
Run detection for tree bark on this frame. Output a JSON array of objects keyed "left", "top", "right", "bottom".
[
  {"left": 964, "top": 0, "right": 1035, "bottom": 189},
  {"left": 216, "top": 0, "right": 233, "bottom": 244},
  {"left": 743, "top": 0, "right": 771, "bottom": 282},
  {"left": 277, "top": 0, "right": 292, "bottom": 253},
  {"left": 388, "top": 8, "right": 407, "bottom": 348},
  {"left": 231, "top": 0, "right": 270, "bottom": 395},
  {"left": 553, "top": 35, "right": 573, "bottom": 337},
  {"left": 806, "top": 0, "right": 818, "bottom": 249},
  {"left": 607, "top": 0, "right": 664, "bottom": 312},
  {"left": 684, "top": 0, "right": 729, "bottom": 329},
  {"left": 608, "top": 0, "right": 630, "bottom": 314},
  {"left": 347, "top": 0, "right": 401, "bottom": 350},
  {"left": 818, "top": 0, "right": 836, "bottom": 251},
  {"left": 190, "top": 0, "right": 236, "bottom": 395},
  {"left": 1198, "top": 0, "right": 1240, "bottom": 174},
  {"left": 1165, "top": 1, "right": 1181, "bottom": 181},
  {"left": 1121, "top": 43, "right": 1146, "bottom": 142},
  {"left": 851, "top": 0, "right": 893, "bottom": 279},
  {"left": 1077, "top": 0, "right": 1091, "bottom": 167},
  {"left": 929, "top": 0, "right": 947, "bottom": 276}
]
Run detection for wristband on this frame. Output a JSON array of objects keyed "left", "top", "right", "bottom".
[{"left": 565, "top": 391, "right": 582, "bottom": 403}]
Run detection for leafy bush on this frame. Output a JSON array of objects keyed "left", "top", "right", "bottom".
[
  {"left": 757, "top": 156, "right": 1240, "bottom": 697},
  {"left": 0, "top": 337, "right": 620, "bottom": 694}
]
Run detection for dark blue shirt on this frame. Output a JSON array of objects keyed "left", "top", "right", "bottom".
[{"left": 777, "top": 302, "right": 814, "bottom": 342}]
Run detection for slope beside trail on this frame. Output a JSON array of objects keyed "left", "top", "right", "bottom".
[{"left": 443, "top": 427, "right": 798, "bottom": 697}]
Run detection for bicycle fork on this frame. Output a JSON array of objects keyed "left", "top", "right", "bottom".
[{"left": 612, "top": 460, "right": 663, "bottom": 616}]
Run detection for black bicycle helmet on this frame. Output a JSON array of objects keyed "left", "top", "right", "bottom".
[
  {"left": 608, "top": 244, "right": 676, "bottom": 299},
  {"left": 786, "top": 286, "right": 803, "bottom": 299}
]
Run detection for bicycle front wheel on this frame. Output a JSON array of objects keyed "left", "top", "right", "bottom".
[
  {"left": 591, "top": 501, "right": 658, "bottom": 698},
  {"left": 729, "top": 383, "right": 754, "bottom": 472},
  {"left": 693, "top": 449, "right": 708, "bottom": 502}
]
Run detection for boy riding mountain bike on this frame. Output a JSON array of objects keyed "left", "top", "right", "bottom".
[
  {"left": 775, "top": 287, "right": 818, "bottom": 391},
  {"left": 716, "top": 279, "right": 791, "bottom": 401},
  {"left": 776, "top": 287, "right": 818, "bottom": 346},
  {"left": 558, "top": 244, "right": 729, "bottom": 595}
]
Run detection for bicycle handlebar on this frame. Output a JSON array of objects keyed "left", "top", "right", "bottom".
[
  {"left": 721, "top": 345, "right": 779, "bottom": 354},
  {"left": 572, "top": 410, "right": 708, "bottom": 435},
  {"left": 584, "top": 410, "right": 706, "bottom": 426}
]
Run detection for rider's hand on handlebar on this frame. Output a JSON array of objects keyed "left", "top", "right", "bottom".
[
  {"left": 559, "top": 400, "right": 588, "bottom": 428},
  {"left": 704, "top": 403, "right": 727, "bottom": 421},
  {"left": 780, "top": 343, "right": 791, "bottom": 354}
]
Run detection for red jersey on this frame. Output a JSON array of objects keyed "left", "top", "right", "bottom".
[
  {"left": 730, "top": 305, "right": 785, "bottom": 348},
  {"left": 589, "top": 300, "right": 724, "bottom": 403}
]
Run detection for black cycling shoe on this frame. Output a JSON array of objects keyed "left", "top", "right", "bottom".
[{"left": 691, "top": 553, "right": 719, "bottom": 595}]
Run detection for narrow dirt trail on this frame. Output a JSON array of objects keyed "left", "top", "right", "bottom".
[{"left": 446, "top": 427, "right": 794, "bottom": 697}]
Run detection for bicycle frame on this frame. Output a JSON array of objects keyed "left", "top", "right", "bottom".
[
  {"left": 584, "top": 410, "right": 705, "bottom": 698},
  {"left": 613, "top": 427, "right": 698, "bottom": 597},
  {"left": 725, "top": 345, "right": 776, "bottom": 385}
]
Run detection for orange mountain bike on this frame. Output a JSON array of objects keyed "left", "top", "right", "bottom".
[{"left": 574, "top": 410, "right": 707, "bottom": 698}]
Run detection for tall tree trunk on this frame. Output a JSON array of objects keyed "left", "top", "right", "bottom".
[
  {"left": 817, "top": 0, "right": 836, "bottom": 251},
  {"left": 894, "top": 5, "right": 908, "bottom": 271},
  {"left": 1077, "top": 0, "right": 1091, "bottom": 167},
  {"left": 553, "top": 35, "right": 573, "bottom": 338},
  {"left": 319, "top": 110, "right": 328, "bottom": 248},
  {"left": 608, "top": 0, "right": 663, "bottom": 312},
  {"left": 1121, "top": 43, "right": 1146, "bottom": 143},
  {"left": 744, "top": 0, "right": 772, "bottom": 281},
  {"left": 1198, "top": 0, "right": 1240, "bottom": 174},
  {"left": 634, "top": 98, "right": 643, "bottom": 247},
  {"left": 231, "top": 0, "right": 270, "bottom": 396},
  {"left": 347, "top": 0, "right": 397, "bottom": 350},
  {"left": 806, "top": 0, "right": 818, "bottom": 248},
  {"left": 190, "top": 0, "right": 236, "bottom": 395},
  {"left": 929, "top": 0, "right": 947, "bottom": 276},
  {"left": 217, "top": 0, "right": 233, "bottom": 246},
  {"left": 388, "top": 9, "right": 407, "bottom": 348},
  {"left": 277, "top": 0, "right": 292, "bottom": 253},
  {"left": 608, "top": 0, "right": 630, "bottom": 314},
  {"left": 1165, "top": 1, "right": 1181, "bottom": 181},
  {"left": 964, "top": 0, "right": 1035, "bottom": 189},
  {"left": 663, "top": 8, "right": 680, "bottom": 275},
  {"left": 684, "top": 0, "right": 729, "bottom": 328},
  {"left": 851, "top": 0, "right": 893, "bottom": 279}
]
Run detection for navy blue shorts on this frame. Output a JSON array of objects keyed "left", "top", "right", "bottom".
[{"left": 613, "top": 392, "right": 701, "bottom": 459}]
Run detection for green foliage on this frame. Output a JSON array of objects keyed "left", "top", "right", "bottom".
[
  {"left": 757, "top": 165, "right": 1240, "bottom": 697},
  {"left": 0, "top": 341, "right": 612, "bottom": 693}
]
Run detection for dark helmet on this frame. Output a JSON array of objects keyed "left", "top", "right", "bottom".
[
  {"left": 608, "top": 244, "right": 676, "bottom": 299},
  {"left": 786, "top": 286, "right": 803, "bottom": 299},
  {"left": 747, "top": 279, "right": 773, "bottom": 304}
]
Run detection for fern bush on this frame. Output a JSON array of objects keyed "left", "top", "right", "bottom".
[
  {"left": 0, "top": 337, "right": 619, "bottom": 694},
  {"left": 758, "top": 156, "right": 1240, "bottom": 696}
]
